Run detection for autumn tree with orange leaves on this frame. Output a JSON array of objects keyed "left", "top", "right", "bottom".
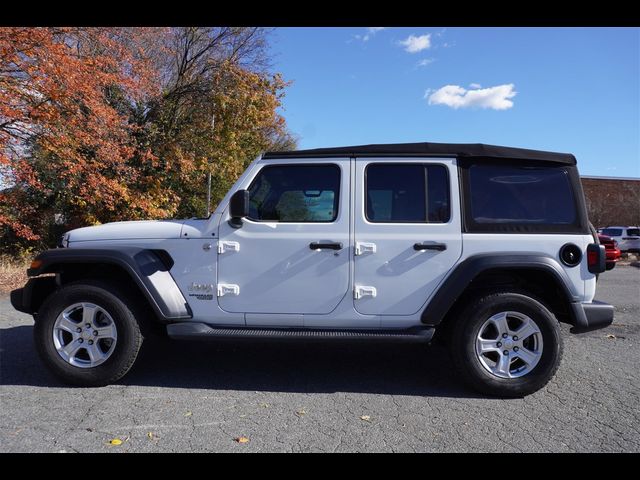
[{"left": 0, "top": 27, "right": 295, "bottom": 254}]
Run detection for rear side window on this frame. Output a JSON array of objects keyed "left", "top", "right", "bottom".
[
  {"left": 602, "top": 228, "right": 623, "bottom": 237},
  {"left": 248, "top": 164, "right": 340, "bottom": 222},
  {"left": 467, "top": 164, "right": 576, "bottom": 227},
  {"left": 627, "top": 228, "right": 640, "bottom": 237},
  {"left": 366, "top": 164, "right": 450, "bottom": 223}
]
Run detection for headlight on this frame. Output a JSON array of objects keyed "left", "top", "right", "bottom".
[{"left": 58, "top": 233, "right": 70, "bottom": 248}]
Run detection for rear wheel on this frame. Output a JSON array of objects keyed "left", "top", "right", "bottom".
[
  {"left": 450, "top": 292, "right": 563, "bottom": 397},
  {"left": 34, "top": 281, "right": 143, "bottom": 386}
]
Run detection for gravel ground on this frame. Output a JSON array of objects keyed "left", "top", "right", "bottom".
[{"left": 1, "top": 266, "right": 639, "bottom": 452}]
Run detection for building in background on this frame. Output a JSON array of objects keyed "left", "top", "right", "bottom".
[{"left": 581, "top": 176, "right": 640, "bottom": 228}]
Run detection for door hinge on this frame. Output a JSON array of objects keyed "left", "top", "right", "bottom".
[
  {"left": 217, "top": 241, "right": 240, "bottom": 254},
  {"left": 354, "top": 285, "right": 377, "bottom": 299},
  {"left": 355, "top": 242, "right": 377, "bottom": 256},
  {"left": 217, "top": 284, "right": 240, "bottom": 297}
]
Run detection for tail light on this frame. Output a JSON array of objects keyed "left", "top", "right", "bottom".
[{"left": 587, "top": 244, "right": 606, "bottom": 273}]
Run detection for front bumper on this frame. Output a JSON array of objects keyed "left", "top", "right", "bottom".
[
  {"left": 10, "top": 276, "right": 57, "bottom": 315},
  {"left": 570, "top": 300, "right": 614, "bottom": 333},
  {"left": 10, "top": 286, "right": 30, "bottom": 314}
]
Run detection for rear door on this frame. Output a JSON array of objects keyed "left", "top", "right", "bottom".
[{"left": 353, "top": 158, "right": 462, "bottom": 316}]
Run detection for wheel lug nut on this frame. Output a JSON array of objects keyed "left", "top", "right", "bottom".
[
  {"left": 513, "top": 336, "right": 518, "bottom": 341},
  {"left": 85, "top": 323, "right": 91, "bottom": 328},
  {"left": 502, "top": 333, "right": 508, "bottom": 338},
  {"left": 503, "top": 350, "right": 509, "bottom": 355},
  {"left": 88, "top": 340, "right": 94, "bottom": 345},
  {"left": 76, "top": 328, "right": 82, "bottom": 333},
  {"left": 514, "top": 346, "right": 519, "bottom": 352},
  {"left": 497, "top": 342, "right": 502, "bottom": 347},
  {"left": 93, "top": 331, "right": 99, "bottom": 336},
  {"left": 78, "top": 338, "right": 84, "bottom": 343}
]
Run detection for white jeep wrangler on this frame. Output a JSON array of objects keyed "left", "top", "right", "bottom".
[{"left": 11, "top": 142, "right": 614, "bottom": 397}]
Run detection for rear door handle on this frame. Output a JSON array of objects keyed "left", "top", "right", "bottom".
[
  {"left": 413, "top": 242, "right": 447, "bottom": 251},
  {"left": 310, "top": 242, "right": 343, "bottom": 250}
]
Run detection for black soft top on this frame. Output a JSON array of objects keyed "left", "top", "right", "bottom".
[{"left": 262, "top": 142, "right": 576, "bottom": 165}]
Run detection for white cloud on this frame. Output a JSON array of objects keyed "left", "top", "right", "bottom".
[
  {"left": 426, "top": 83, "right": 517, "bottom": 110},
  {"left": 356, "top": 27, "right": 387, "bottom": 42},
  {"left": 399, "top": 34, "right": 431, "bottom": 53},
  {"left": 469, "top": 83, "right": 482, "bottom": 89},
  {"left": 417, "top": 58, "right": 435, "bottom": 68}
]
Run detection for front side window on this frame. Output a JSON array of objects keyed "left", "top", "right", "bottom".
[
  {"left": 248, "top": 164, "right": 340, "bottom": 222},
  {"left": 468, "top": 164, "right": 577, "bottom": 226},
  {"left": 365, "top": 164, "right": 450, "bottom": 223}
]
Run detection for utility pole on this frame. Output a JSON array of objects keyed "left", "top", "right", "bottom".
[{"left": 205, "top": 111, "right": 215, "bottom": 217}]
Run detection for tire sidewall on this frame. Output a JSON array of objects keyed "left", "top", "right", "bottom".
[
  {"left": 454, "top": 293, "right": 562, "bottom": 396},
  {"left": 34, "top": 282, "right": 142, "bottom": 386}
]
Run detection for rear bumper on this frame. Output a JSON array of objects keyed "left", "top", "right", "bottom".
[{"left": 570, "top": 300, "right": 614, "bottom": 333}]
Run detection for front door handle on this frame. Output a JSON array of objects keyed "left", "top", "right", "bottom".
[
  {"left": 414, "top": 242, "right": 447, "bottom": 251},
  {"left": 310, "top": 242, "right": 343, "bottom": 250}
]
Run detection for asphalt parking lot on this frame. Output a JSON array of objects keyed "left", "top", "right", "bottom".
[{"left": 1, "top": 266, "right": 639, "bottom": 452}]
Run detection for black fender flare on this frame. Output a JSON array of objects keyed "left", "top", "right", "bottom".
[
  {"left": 14, "top": 248, "right": 191, "bottom": 321},
  {"left": 420, "top": 253, "right": 580, "bottom": 326}
]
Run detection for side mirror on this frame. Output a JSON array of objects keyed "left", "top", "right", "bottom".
[{"left": 229, "top": 189, "right": 249, "bottom": 228}]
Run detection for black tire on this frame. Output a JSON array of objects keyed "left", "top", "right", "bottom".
[
  {"left": 34, "top": 280, "right": 144, "bottom": 387},
  {"left": 450, "top": 292, "right": 563, "bottom": 397}
]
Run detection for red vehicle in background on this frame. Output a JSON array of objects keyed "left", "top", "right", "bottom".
[{"left": 598, "top": 234, "right": 621, "bottom": 270}]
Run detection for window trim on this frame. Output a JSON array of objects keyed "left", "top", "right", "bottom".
[
  {"left": 458, "top": 158, "right": 589, "bottom": 234},
  {"left": 364, "top": 162, "right": 451, "bottom": 224},
  {"left": 245, "top": 163, "right": 342, "bottom": 224}
]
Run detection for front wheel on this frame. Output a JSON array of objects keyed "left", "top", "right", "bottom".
[
  {"left": 34, "top": 281, "right": 144, "bottom": 386},
  {"left": 450, "top": 292, "right": 563, "bottom": 397}
]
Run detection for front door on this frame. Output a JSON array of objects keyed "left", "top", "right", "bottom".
[
  {"left": 353, "top": 158, "right": 463, "bottom": 316},
  {"left": 217, "top": 160, "right": 351, "bottom": 319}
]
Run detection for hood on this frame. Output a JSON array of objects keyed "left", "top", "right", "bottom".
[{"left": 66, "top": 220, "right": 188, "bottom": 243}]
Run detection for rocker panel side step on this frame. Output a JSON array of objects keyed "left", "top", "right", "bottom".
[{"left": 166, "top": 322, "right": 434, "bottom": 343}]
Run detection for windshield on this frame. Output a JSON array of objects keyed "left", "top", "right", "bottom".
[{"left": 602, "top": 228, "right": 623, "bottom": 237}]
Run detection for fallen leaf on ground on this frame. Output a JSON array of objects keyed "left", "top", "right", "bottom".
[
  {"left": 259, "top": 402, "right": 269, "bottom": 408},
  {"left": 360, "top": 415, "right": 371, "bottom": 422},
  {"left": 108, "top": 438, "right": 122, "bottom": 446},
  {"left": 184, "top": 411, "right": 193, "bottom": 417},
  {"left": 147, "top": 432, "right": 155, "bottom": 440},
  {"left": 606, "top": 334, "right": 617, "bottom": 339},
  {"left": 235, "top": 436, "right": 250, "bottom": 444},
  {"left": 295, "top": 409, "right": 306, "bottom": 417}
]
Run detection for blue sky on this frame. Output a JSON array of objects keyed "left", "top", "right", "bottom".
[{"left": 269, "top": 27, "right": 640, "bottom": 178}]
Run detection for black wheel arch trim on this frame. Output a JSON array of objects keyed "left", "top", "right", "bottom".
[
  {"left": 420, "top": 253, "right": 582, "bottom": 327},
  {"left": 16, "top": 248, "right": 191, "bottom": 322}
]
